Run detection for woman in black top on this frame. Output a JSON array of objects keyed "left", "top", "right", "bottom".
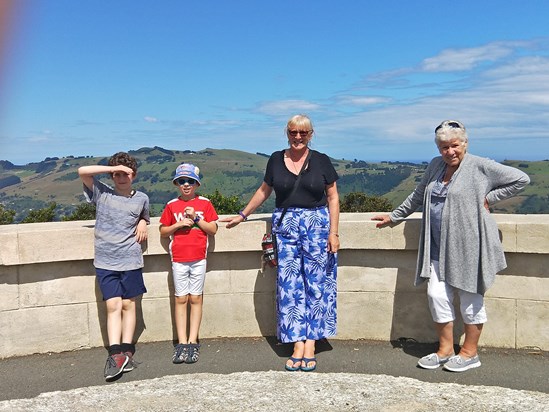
[{"left": 224, "top": 114, "right": 340, "bottom": 372}]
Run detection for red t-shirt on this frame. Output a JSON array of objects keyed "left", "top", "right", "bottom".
[{"left": 159, "top": 195, "right": 219, "bottom": 262}]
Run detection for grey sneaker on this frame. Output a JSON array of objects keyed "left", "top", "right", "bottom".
[
  {"left": 104, "top": 353, "right": 129, "bottom": 381},
  {"left": 417, "top": 352, "right": 454, "bottom": 369},
  {"left": 443, "top": 354, "right": 481, "bottom": 372},
  {"left": 172, "top": 344, "right": 189, "bottom": 364},
  {"left": 123, "top": 352, "right": 135, "bottom": 372}
]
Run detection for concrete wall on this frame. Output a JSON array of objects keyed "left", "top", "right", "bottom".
[{"left": 0, "top": 213, "right": 548, "bottom": 358}]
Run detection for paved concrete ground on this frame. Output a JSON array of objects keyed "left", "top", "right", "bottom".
[{"left": 0, "top": 338, "right": 547, "bottom": 411}]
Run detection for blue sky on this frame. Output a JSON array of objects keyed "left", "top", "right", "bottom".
[{"left": 1, "top": 0, "right": 549, "bottom": 165}]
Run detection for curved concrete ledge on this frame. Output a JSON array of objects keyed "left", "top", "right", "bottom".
[
  {"left": 0, "top": 213, "right": 548, "bottom": 358},
  {"left": 2, "top": 371, "right": 548, "bottom": 411}
]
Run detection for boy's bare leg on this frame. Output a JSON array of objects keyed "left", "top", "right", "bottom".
[
  {"left": 175, "top": 295, "right": 189, "bottom": 344},
  {"left": 106, "top": 297, "right": 123, "bottom": 345},
  {"left": 121, "top": 298, "right": 137, "bottom": 344},
  {"left": 188, "top": 294, "right": 203, "bottom": 343}
]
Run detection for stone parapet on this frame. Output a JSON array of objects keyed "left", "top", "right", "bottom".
[{"left": 0, "top": 213, "right": 548, "bottom": 358}]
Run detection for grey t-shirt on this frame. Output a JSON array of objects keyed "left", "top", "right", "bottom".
[
  {"left": 429, "top": 173, "right": 450, "bottom": 262},
  {"left": 84, "top": 178, "right": 150, "bottom": 271}
]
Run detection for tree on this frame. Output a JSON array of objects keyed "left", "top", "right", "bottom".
[
  {"left": 204, "top": 189, "right": 245, "bottom": 214},
  {"left": 340, "top": 192, "right": 393, "bottom": 213},
  {"left": 0, "top": 204, "right": 16, "bottom": 225},
  {"left": 62, "top": 203, "right": 97, "bottom": 221},
  {"left": 21, "top": 202, "right": 57, "bottom": 223}
]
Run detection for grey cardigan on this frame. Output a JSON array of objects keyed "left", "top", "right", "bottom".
[{"left": 390, "top": 153, "right": 530, "bottom": 295}]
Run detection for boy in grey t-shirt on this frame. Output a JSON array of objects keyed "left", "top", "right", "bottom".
[{"left": 78, "top": 152, "right": 149, "bottom": 381}]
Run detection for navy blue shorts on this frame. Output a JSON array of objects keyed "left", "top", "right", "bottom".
[{"left": 96, "top": 268, "right": 147, "bottom": 300}]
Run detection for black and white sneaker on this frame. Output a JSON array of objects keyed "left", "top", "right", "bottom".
[
  {"left": 172, "top": 344, "right": 189, "bottom": 364},
  {"left": 186, "top": 343, "right": 200, "bottom": 364}
]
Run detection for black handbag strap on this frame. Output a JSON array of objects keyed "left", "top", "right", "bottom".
[{"left": 277, "top": 150, "right": 312, "bottom": 227}]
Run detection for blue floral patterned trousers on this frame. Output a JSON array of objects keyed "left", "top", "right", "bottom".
[{"left": 272, "top": 206, "right": 337, "bottom": 343}]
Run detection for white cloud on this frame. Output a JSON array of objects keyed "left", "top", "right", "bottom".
[
  {"left": 336, "top": 95, "right": 391, "bottom": 106},
  {"left": 419, "top": 41, "right": 524, "bottom": 72},
  {"left": 144, "top": 116, "right": 158, "bottom": 123},
  {"left": 27, "top": 135, "right": 51, "bottom": 143},
  {"left": 256, "top": 100, "right": 321, "bottom": 115},
  {"left": 26, "top": 130, "right": 53, "bottom": 143}
]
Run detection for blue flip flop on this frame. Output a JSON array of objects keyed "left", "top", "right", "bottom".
[
  {"left": 301, "top": 357, "right": 317, "bottom": 372},
  {"left": 285, "top": 356, "right": 302, "bottom": 371}
]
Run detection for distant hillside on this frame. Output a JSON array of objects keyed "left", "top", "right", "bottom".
[{"left": 0, "top": 147, "right": 545, "bottom": 222}]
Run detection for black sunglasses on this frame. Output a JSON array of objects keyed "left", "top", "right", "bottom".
[
  {"left": 435, "top": 122, "right": 461, "bottom": 133},
  {"left": 288, "top": 130, "right": 312, "bottom": 137},
  {"left": 175, "top": 178, "right": 197, "bottom": 186}
]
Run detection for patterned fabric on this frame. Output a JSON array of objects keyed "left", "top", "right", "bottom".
[{"left": 272, "top": 206, "right": 337, "bottom": 343}]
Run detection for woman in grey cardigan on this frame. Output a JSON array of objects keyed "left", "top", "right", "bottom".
[{"left": 372, "top": 120, "right": 530, "bottom": 372}]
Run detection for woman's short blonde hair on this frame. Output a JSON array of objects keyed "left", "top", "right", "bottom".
[
  {"left": 435, "top": 120, "right": 468, "bottom": 146},
  {"left": 286, "top": 114, "right": 314, "bottom": 134}
]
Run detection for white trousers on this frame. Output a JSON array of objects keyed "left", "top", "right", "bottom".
[{"left": 427, "top": 261, "right": 487, "bottom": 324}]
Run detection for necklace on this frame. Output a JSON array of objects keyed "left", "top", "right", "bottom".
[
  {"left": 286, "top": 149, "right": 308, "bottom": 175},
  {"left": 289, "top": 157, "right": 299, "bottom": 174}
]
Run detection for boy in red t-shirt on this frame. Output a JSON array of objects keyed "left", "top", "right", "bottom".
[{"left": 159, "top": 163, "right": 218, "bottom": 364}]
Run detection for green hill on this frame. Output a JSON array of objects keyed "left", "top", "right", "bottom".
[{"left": 0, "top": 147, "right": 546, "bottom": 222}]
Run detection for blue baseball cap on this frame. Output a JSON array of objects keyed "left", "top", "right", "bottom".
[{"left": 172, "top": 163, "right": 201, "bottom": 185}]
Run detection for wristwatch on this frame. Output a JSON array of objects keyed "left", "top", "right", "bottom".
[{"left": 193, "top": 215, "right": 202, "bottom": 223}]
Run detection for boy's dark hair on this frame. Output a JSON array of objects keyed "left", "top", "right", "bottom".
[{"left": 108, "top": 152, "right": 138, "bottom": 175}]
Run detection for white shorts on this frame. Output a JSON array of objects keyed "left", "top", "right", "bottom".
[
  {"left": 427, "top": 261, "right": 487, "bottom": 324},
  {"left": 172, "top": 259, "right": 207, "bottom": 296}
]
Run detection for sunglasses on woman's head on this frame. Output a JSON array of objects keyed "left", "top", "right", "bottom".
[
  {"left": 176, "top": 178, "right": 197, "bottom": 186},
  {"left": 435, "top": 122, "right": 461, "bottom": 133}
]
